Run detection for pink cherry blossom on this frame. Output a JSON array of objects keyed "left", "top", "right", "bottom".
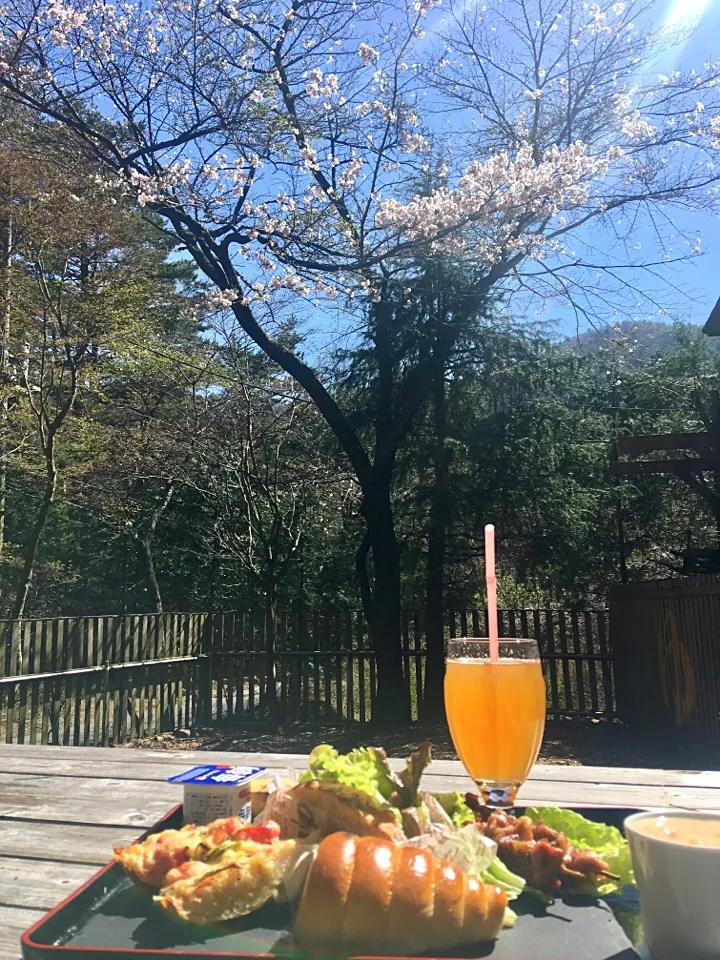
[
  {"left": 0, "top": 0, "right": 716, "bottom": 315},
  {"left": 358, "top": 43, "right": 380, "bottom": 66}
]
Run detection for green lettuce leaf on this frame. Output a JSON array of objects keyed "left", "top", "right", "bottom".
[
  {"left": 299, "top": 744, "right": 399, "bottom": 809},
  {"left": 479, "top": 856, "right": 527, "bottom": 901},
  {"left": 434, "top": 791, "right": 476, "bottom": 828},
  {"left": 524, "top": 807, "right": 635, "bottom": 896}
]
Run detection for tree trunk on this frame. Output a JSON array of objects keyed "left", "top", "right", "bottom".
[
  {"left": 422, "top": 360, "right": 450, "bottom": 721},
  {"left": 11, "top": 452, "right": 57, "bottom": 622},
  {"left": 0, "top": 191, "right": 11, "bottom": 563},
  {"left": 133, "top": 480, "right": 175, "bottom": 619},
  {"left": 137, "top": 536, "right": 164, "bottom": 614},
  {"left": 262, "top": 579, "right": 280, "bottom": 722},
  {"left": 360, "top": 478, "right": 410, "bottom": 725}
]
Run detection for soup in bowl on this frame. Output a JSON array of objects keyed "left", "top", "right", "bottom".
[
  {"left": 625, "top": 810, "right": 720, "bottom": 960},
  {"left": 630, "top": 812, "right": 720, "bottom": 848}
]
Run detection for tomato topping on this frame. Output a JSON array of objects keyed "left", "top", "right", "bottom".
[
  {"left": 229, "top": 821, "right": 280, "bottom": 844},
  {"left": 154, "top": 843, "right": 189, "bottom": 876},
  {"left": 208, "top": 817, "right": 245, "bottom": 845}
]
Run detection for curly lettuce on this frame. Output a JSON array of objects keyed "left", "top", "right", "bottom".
[
  {"left": 525, "top": 806, "right": 635, "bottom": 896},
  {"left": 300, "top": 743, "right": 434, "bottom": 812},
  {"left": 298, "top": 744, "right": 399, "bottom": 809},
  {"left": 434, "top": 791, "right": 476, "bottom": 828}
]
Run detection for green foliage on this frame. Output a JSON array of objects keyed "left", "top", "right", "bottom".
[
  {"left": 1, "top": 111, "right": 718, "bottom": 617},
  {"left": 392, "top": 320, "right": 719, "bottom": 608}
]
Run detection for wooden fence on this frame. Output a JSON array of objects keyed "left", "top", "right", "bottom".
[
  {"left": 0, "top": 614, "right": 209, "bottom": 748},
  {"left": 0, "top": 607, "right": 613, "bottom": 746}
]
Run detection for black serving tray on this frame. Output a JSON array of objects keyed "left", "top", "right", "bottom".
[{"left": 21, "top": 805, "right": 643, "bottom": 960}]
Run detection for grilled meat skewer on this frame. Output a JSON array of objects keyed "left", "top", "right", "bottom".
[{"left": 465, "top": 795, "right": 618, "bottom": 896}]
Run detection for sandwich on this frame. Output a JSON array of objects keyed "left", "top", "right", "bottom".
[{"left": 263, "top": 742, "right": 435, "bottom": 843}]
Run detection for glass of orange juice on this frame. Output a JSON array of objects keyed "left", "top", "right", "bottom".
[{"left": 445, "top": 638, "right": 546, "bottom": 807}]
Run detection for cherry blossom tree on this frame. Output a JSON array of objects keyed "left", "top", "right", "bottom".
[
  {"left": 0, "top": 0, "right": 718, "bottom": 720},
  {"left": 419, "top": 0, "right": 720, "bottom": 321}
]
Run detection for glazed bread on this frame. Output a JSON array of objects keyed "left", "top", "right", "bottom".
[{"left": 294, "top": 832, "right": 508, "bottom": 954}]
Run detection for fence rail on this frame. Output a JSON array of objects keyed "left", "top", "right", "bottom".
[{"left": 0, "top": 607, "right": 613, "bottom": 746}]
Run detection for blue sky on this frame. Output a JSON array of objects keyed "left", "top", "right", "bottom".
[
  {"left": 555, "top": 0, "right": 720, "bottom": 335},
  {"left": 654, "top": 0, "right": 720, "bottom": 328}
]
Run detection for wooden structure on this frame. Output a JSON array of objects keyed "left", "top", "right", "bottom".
[
  {"left": 0, "top": 608, "right": 615, "bottom": 745},
  {"left": 610, "top": 431, "right": 717, "bottom": 477},
  {"left": 611, "top": 574, "right": 720, "bottom": 736},
  {"left": 3, "top": 744, "right": 720, "bottom": 958},
  {"left": 610, "top": 433, "right": 718, "bottom": 477},
  {"left": 610, "top": 413, "right": 720, "bottom": 533}
]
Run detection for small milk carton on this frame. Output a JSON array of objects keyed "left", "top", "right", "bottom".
[{"left": 167, "top": 764, "right": 266, "bottom": 826}]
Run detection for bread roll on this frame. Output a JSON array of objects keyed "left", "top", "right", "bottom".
[
  {"left": 264, "top": 781, "right": 406, "bottom": 843},
  {"left": 295, "top": 833, "right": 508, "bottom": 954}
]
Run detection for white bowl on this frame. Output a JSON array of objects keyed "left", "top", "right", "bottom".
[{"left": 625, "top": 810, "right": 720, "bottom": 960}]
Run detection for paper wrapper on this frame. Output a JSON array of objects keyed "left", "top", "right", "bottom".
[
  {"left": 255, "top": 772, "right": 319, "bottom": 907},
  {"left": 402, "top": 823, "right": 498, "bottom": 876},
  {"left": 261, "top": 784, "right": 316, "bottom": 839},
  {"left": 277, "top": 841, "right": 317, "bottom": 903},
  {"left": 252, "top": 768, "right": 298, "bottom": 822}
]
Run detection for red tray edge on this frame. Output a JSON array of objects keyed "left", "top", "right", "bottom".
[{"left": 22, "top": 805, "right": 185, "bottom": 957}]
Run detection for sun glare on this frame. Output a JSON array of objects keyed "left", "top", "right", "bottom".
[{"left": 662, "top": 0, "right": 714, "bottom": 32}]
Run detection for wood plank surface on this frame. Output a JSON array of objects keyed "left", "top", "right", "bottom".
[
  {"left": 0, "top": 855, "right": 100, "bottom": 911},
  {"left": 0, "top": 819, "right": 140, "bottom": 864},
  {"left": 0, "top": 773, "right": 178, "bottom": 826},
  {"left": 0, "top": 905, "right": 44, "bottom": 958},
  {"left": 2, "top": 744, "right": 720, "bottom": 789},
  {"left": 2, "top": 763, "right": 720, "bottom": 819}
]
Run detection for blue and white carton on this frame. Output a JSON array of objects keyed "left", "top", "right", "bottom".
[{"left": 168, "top": 764, "right": 266, "bottom": 825}]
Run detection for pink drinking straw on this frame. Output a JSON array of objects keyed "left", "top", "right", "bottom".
[{"left": 485, "top": 524, "right": 499, "bottom": 662}]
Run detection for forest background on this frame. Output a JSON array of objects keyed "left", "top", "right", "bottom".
[
  {"left": 1, "top": 115, "right": 717, "bottom": 627},
  {"left": 3, "top": 0, "right": 720, "bottom": 725}
]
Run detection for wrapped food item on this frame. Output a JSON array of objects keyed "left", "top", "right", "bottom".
[
  {"left": 298, "top": 742, "right": 431, "bottom": 812},
  {"left": 116, "top": 814, "right": 317, "bottom": 926},
  {"left": 251, "top": 770, "right": 296, "bottom": 820},
  {"left": 403, "top": 822, "right": 525, "bottom": 911},
  {"left": 268, "top": 742, "right": 436, "bottom": 843},
  {"left": 264, "top": 780, "right": 406, "bottom": 843}
]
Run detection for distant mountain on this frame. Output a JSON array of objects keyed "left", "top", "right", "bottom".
[{"left": 562, "top": 320, "right": 719, "bottom": 365}]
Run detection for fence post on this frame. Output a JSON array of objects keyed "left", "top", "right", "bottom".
[
  {"left": 196, "top": 613, "right": 215, "bottom": 726},
  {"left": 197, "top": 655, "right": 212, "bottom": 725},
  {"left": 102, "top": 661, "right": 110, "bottom": 747}
]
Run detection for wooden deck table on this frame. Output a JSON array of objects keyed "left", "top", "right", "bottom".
[{"left": 2, "top": 744, "right": 720, "bottom": 958}]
